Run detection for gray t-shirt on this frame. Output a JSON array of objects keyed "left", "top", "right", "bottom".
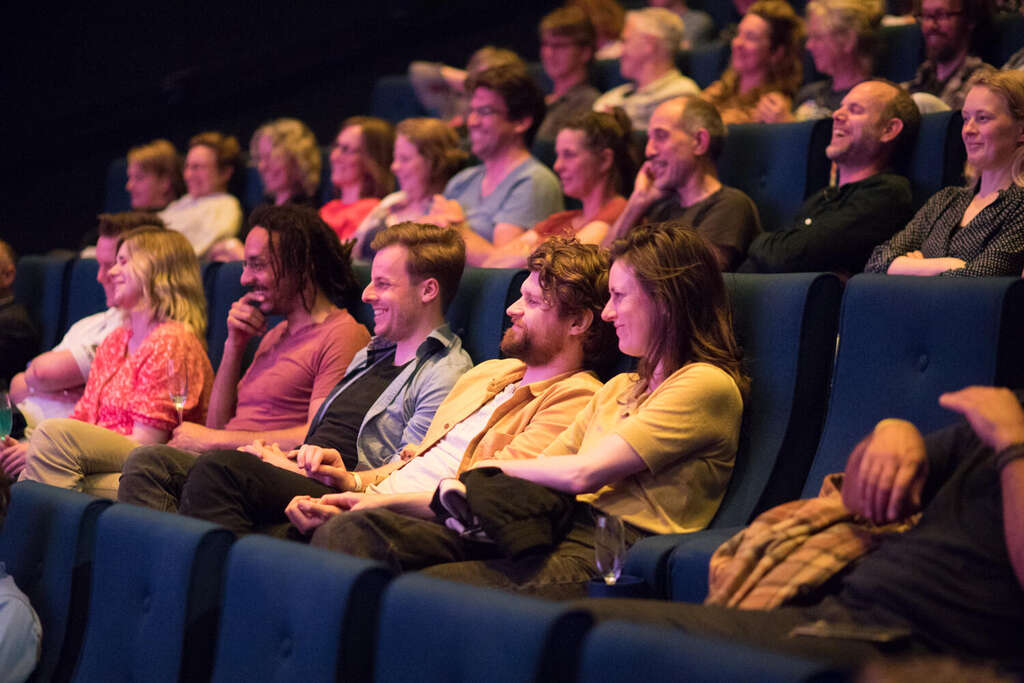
[{"left": 444, "top": 157, "right": 564, "bottom": 242}]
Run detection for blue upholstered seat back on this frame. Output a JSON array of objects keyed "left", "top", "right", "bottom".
[
  {"left": 210, "top": 535, "right": 392, "bottom": 683},
  {"left": 374, "top": 574, "right": 592, "bottom": 683},
  {"left": 0, "top": 482, "right": 111, "bottom": 683},
  {"left": 72, "top": 505, "right": 234, "bottom": 683},
  {"left": 801, "top": 274, "right": 1024, "bottom": 497},
  {"left": 13, "top": 253, "right": 73, "bottom": 352}
]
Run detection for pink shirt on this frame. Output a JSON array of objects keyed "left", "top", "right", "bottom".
[
  {"left": 71, "top": 321, "right": 214, "bottom": 435},
  {"left": 320, "top": 198, "right": 380, "bottom": 241},
  {"left": 226, "top": 309, "right": 370, "bottom": 431}
]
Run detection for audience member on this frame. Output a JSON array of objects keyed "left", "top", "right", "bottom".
[
  {"left": 578, "top": 385, "right": 1024, "bottom": 670},
  {"left": 866, "top": 68, "right": 1024, "bottom": 276},
  {"left": 783, "top": 0, "right": 882, "bottom": 121},
  {"left": 0, "top": 473, "right": 41, "bottom": 683},
  {"left": 118, "top": 205, "right": 369, "bottom": 510},
  {"left": 159, "top": 131, "right": 244, "bottom": 259},
  {"left": 535, "top": 7, "right": 602, "bottom": 144},
  {"left": 249, "top": 118, "right": 321, "bottom": 207},
  {"left": 319, "top": 117, "right": 395, "bottom": 242},
  {"left": 571, "top": 0, "right": 627, "bottom": 60},
  {"left": 702, "top": 0, "right": 805, "bottom": 124},
  {"left": 592, "top": 8, "right": 699, "bottom": 130},
  {"left": 483, "top": 110, "right": 636, "bottom": 267},
  {"left": 125, "top": 139, "right": 184, "bottom": 212},
  {"left": 409, "top": 47, "right": 525, "bottom": 128},
  {"left": 432, "top": 65, "right": 564, "bottom": 265},
  {"left": 181, "top": 238, "right": 612, "bottom": 538},
  {"left": 904, "top": 0, "right": 990, "bottom": 110},
  {"left": 352, "top": 118, "right": 468, "bottom": 260},
  {"left": 311, "top": 223, "right": 746, "bottom": 600},
  {"left": 0, "top": 241, "right": 38, "bottom": 387},
  {"left": 3, "top": 213, "right": 164, "bottom": 476},
  {"left": 604, "top": 96, "right": 761, "bottom": 270},
  {"left": 19, "top": 228, "right": 214, "bottom": 498},
  {"left": 649, "top": 0, "right": 716, "bottom": 49},
  {"left": 119, "top": 223, "right": 472, "bottom": 518},
  {"left": 740, "top": 80, "right": 920, "bottom": 275}
]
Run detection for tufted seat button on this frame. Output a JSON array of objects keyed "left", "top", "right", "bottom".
[
  {"left": 280, "top": 637, "right": 293, "bottom": 657},
  {"left": 141, "top": 594, "right": 152, "bottom": 612},
  {"left": 916, "top": 354, "right": 929, "bottom": 372}
]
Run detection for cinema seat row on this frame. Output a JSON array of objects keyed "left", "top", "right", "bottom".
[{"left": 8, "top": 256, "right": 1023, "bottom": 680}]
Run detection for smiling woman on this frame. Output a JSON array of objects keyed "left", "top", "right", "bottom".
[
  {"left": 19, "top": 227, "right": 214, "bottom": 498},
  {"left": 865, "top": 68, "right": 1024, "bottom": 277},
  {"left": 320, "top": 117, "right": 395, "bottom": 242}
]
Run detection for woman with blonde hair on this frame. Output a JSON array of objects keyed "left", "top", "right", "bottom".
[
  {"left": 351, "top": 117, "right": 467, "bottom": 259},
  {"left": 125, "top": 139, "right": 184, "bottom": 211},
  {"left": 320, "top": 116, "right": 396, "bottom": 242},
  {"left": 702, "top": 0, "right": 805, "bottom": 124},
  {"left": 19, "top": 227, "right": 214, "bottom": 498},
  {"left": 250, "top": 118, "right": 322, "bottom": 206},
  {"left": 866, "top": 68, "right": 1024, "bottom": 277}
]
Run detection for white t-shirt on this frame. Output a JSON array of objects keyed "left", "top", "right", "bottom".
[
  {"left": 159, "top": 192, "right": 243, "bottom": 256},
  {"left": 16, "top": 308, "right": 124, "bottom": 427},
  {"left": 369, "top": 382, "right": 518, "bottom": 495}
]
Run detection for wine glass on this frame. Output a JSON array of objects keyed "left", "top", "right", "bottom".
[
  {"left": 167, "top": 360, "right": 188, "bottom": 425},
  {"left": 0, "top": 391, "right": 11, "bottom": 441},
  {"left": 594, "top": 512, "right": 625, "bottom": 586}
]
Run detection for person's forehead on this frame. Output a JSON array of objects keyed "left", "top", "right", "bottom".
[
  {"left": 922, "top": 0, "right": 961, "bottom": 11},
  {"left": 373, "top": 244, "right": 411, "bottom": 277},
  {"left": 187, "top": 145, "right": 217, "bottom": 164},
  {"left": 471, "top": 86, "right": 507, "bottom": 108},
  {"left": 845, "top": 82, "right": 891, "bottom": 111},
  {"left": 244, "top": 226, "right": 272, "bottom": 258},
  {"left": 650, "top": 100, "right": 685, "bottom": 129}
]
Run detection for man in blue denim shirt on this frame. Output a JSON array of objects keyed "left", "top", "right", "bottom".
[{"left": 119, "top": 223, "right": 473, "bottom": 535}]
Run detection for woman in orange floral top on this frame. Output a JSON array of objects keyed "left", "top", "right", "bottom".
[{"left": 20, "top": 227, "right": 213, "bottom": 498}]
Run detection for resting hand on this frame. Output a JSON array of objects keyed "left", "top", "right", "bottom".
[
  {"left": 167, "top": 422, "right": 219, "bottom": 451},
  {"left": 842, "top": 419, "right": 928, "bottom": 523},
  {"left": 904, "top": 250, "right": 924, "bottom": 259},
  {"left": 0, "top": 438, "right": 28, "bottom": 477},
  {"left": 422, "top": 195, "right": 466, "bottom": 228},
  {"left": 940, "top": 386, "right": 1024, "bottom": 452},
  {"left": 239, "top": 439, "right": 301, "bottom": 473},
  {"left": 755, "top": 92, "right": 793, "bottom": 123},
  {"left": 285, "top": 495, "right": 343, "bottom": 535},
  {"left": 295, "top": 444, "right": 351, "bottom": 488}
]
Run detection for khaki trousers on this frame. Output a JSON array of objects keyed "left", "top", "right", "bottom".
[{"left": 20, "top": 418, "right": 137, "bottom": 499}]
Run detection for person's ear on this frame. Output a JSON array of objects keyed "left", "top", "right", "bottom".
[
  {"left": 879, "top": 117, "right": 904, "bottom": 144},
  {"left": 692, "top": 128, "right": 712, "bottom": 156},
  {"left": 420, "top": 277, "right": 440, "bottom": 305},
  {"left": 567, "top": 308, "right": 594, "bottom": 338}
]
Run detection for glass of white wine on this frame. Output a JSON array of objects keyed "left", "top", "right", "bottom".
[
  {"left": 594, "top": 512, "right": 625, "bottom": 586},
  {"left": 167, "top": 360, "right": 188, "bottom": 425},
  {"left": 0, "top": 391, "right": 12, "bottom": 442}
]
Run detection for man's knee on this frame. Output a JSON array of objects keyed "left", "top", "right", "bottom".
[{"left": 119, "top": 445, "right": 196, "bottom": 507}]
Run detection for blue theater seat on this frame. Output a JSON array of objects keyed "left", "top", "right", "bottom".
[
  {"left": 71, "top": 505, "right": 234, "bottom": 683},
  {"left": 716, "top": 119, "right": 832, "bottom": 232},
  {"left": 375, "top": 574, "right": 593, "bottom": 683},
  {"left": 625, "top": 272, "right": 842, "bottom": 597},
  {"left": 654, "top": 274, "right": 1024, "bottom": 603},
  {"left": 0, "top": 482, "right": 112, "bottom": 683},
  {"left": 445, "top": 267, "right": 528, "bottom": 363},
  {"left": 681, "top": 40, "right": 730, "bottom": 89},
  {"left": 210, "top": 536, "right": 392, "bottom": 683},
  {"left": 63, "top": 259, "right": 107, "bottom": 340},
  {"left": 370, "top": 74, "right": 430, "bottom": 124},
  {"left": 13, "top": 254, "right": 73, "bottom": 352},
  {"left": 876, "top": 23, "right": 923, "bottom": 83},
  {"left": 897, "top": 110, "right": 965, "bottom": 211},
  {"left": 579, "top": 620, "right": 843, "bottom": 683}
]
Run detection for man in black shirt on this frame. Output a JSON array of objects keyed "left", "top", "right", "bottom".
[
  {"left": 579, "top": 386, "right": 1024, "bottom": 671},
  {"left": 739, "top": 80, "right": 921, "bottom": 277}
]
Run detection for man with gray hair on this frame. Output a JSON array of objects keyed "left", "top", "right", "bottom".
[
  {"left": 603, "top": 95, "right": 761, "bottom": 271},
  {"left": 592, "top": 8, "right": 699, "bottom": 130}
]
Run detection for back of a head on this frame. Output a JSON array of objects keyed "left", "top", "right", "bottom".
[
  {"left": 371, "top": 222, "right": 466, "bottom": 313},
  {"left": 466, "top": 46, "right": 526, "bottom": 76},
  {"left": 528, "top": 237, "right": 615, "bottom": 367},
  {"left": 466, "top": 64, "right": 547, "bottom": 148},
  {"left": 248, "top": 204, "right": 361, "bottom": 313},
  {"left": 610, "top": 222, "right": 745, "bottom": 393},
  {"left": 127, "top": 139, "right": 185, "bottom": 198},
  {"left": 250, "top": 118, "right": 322, "bottom": 198},
  {"left": 395, "top": 117, "right": 469, "bottom": 192},
  {"left": 540, "top": 6, "right": 598, "bottom": 55},
  {"left": 118, "top": 228, "right": 207, "bottom": 340},
  {"left": 97, "top": 211, "right": 166, "bottom": 239},
  {"left": 627, "top": 7, "right": 685, "bottom": 59}
]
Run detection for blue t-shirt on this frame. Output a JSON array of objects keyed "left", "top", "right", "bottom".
[{"left": 444, "top": 157, "right": 564, "bottom": 242}]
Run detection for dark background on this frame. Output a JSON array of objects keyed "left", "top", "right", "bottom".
[{"left": 6, "top": 1, "right": 556, "bottom": 257}]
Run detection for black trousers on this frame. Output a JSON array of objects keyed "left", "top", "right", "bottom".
[
  {"left": 311, "top": 503, "right": 646, "bottom": 601},
  {"left": 177, "top": 449, "right": 334, "bottom": 537}
]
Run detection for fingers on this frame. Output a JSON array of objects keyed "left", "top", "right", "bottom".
[{"left": 227, "top": 297, "right": 267, "bottom": 339}]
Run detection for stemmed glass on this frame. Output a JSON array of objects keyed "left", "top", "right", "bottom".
[
  {"left": 0, "top": 391, "right": 11, "bottom": 441},
  {"left": 167, "top": 360, "right": 188, "bottom": 425},
  {"left": 594, "top": 512, "right": 625, "bottom": 586}
]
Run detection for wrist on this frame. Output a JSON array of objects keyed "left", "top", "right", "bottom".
[{"left": 995, "top": 443, "right": 1024, "bottom": 471}]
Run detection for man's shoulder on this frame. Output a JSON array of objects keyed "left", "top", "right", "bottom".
[
  {"left": 445, "top": 164, "right": 485, "bottom": 197},
  {"left": 513, "top": 156, "right": 561, "bottom": 186}
]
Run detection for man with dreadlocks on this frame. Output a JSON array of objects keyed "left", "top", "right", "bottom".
[{"left": 117, "top": 205, "right": 370, "bottom": 502}]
